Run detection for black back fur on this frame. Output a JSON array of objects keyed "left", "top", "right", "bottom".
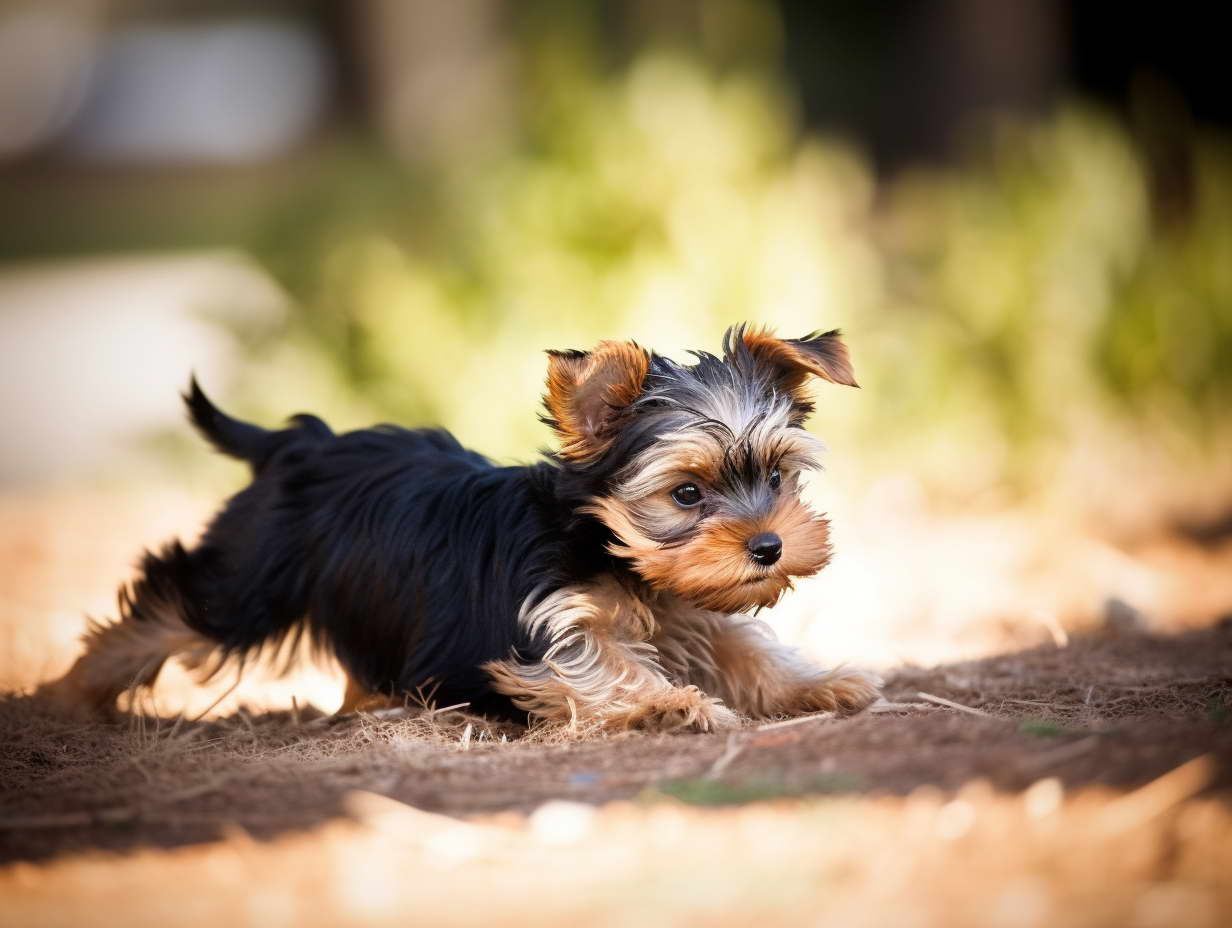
[{"left": 158, "top": 379, "right": 623, "bottom": 718}]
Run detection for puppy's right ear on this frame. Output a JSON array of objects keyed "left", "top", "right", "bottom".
[{"left": 543, "top": 340, "right": 650, "bottom": 460}]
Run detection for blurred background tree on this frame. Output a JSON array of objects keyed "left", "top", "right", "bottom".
[{"left": 0, "top": 0, "right": 1228, "bottom": 513}]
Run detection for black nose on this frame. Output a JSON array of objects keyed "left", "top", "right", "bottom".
[{"left": 747, "top": 532, "right": 782, "bottom": 566}]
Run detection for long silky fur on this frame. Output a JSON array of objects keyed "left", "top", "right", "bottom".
[{"left": 43, "top": 326, "right": 876, "bottom": 727}]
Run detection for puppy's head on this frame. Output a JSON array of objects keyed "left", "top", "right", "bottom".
[{"left": 544, "top": 325, "right": 857, "bottom": 613}]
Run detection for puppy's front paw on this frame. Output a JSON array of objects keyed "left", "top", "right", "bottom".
[
  {"left": 608, "top": 686, "right": 739, "bottom": 733},
  {"left": 786, "top": 667, "right": 882, "bottom": 716},
  {"left": 692, "top": 694, "right": 741, "bottom": 733}
]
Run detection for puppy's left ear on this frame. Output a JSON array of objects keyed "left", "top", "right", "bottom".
[
  {"left": 543, "top": 340, "right": 650, "bottom": 460},
  {"left": 739, "top": 326, "right": 859, "bottom": 393}
]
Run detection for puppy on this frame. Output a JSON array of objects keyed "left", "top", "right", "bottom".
[{"left": 38, "top": 326, "right": 880, "bottom": 731}]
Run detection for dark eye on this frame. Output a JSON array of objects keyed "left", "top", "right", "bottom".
[
  {"left": 671, "top": 483, "right": 703, "bottom": 508},
  {"left": 769, "top": 469, "right": 781, "bottom": 490}
]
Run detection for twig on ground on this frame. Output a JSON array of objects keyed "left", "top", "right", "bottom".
[
  {"left": 915, "top": 692, "right": 995, "bottom": 718},
  {"left": 757, "top": 712, "right": 835, "bottom": 732},
  {"left": 868, "top": 700, "right": 939, "bottom": 713}
]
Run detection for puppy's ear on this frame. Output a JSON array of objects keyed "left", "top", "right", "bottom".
[
  {"left": 738, "top": 325, "right": 859, "bottom": 395},
  {"left": 543, "top": 340, "right": 650, "bottom": 460}
]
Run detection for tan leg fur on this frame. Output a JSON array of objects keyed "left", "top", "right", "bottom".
[
  {"left": 652, "top": 597, "right": 881, "bottom": 719},
  {"left": 484, "top": 577, "right": 738, "bottom": 733},
  {"left": 36, "top": 593, "right": 216, "bottom": 719}
]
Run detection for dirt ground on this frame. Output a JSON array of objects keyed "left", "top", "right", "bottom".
[
  {"left": 1, "top": 488, "right": 1231, "bottom": 926},
  {"left": 0, "top": 626, "right": 1229, "bottom": 926},
  {"left": 0, "top": 625, "right": 1229, "bottom": 866}
]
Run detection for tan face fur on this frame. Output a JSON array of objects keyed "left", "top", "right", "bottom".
[
  {"left": 544, "top": 326, "right": 858, "bottom": 616},
  {"left": 583, "top": 393, "right": 833, "bottom": 613}
]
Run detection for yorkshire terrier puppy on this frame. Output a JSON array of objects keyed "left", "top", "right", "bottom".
[{"left": 39, "top": 326, "right": 880, "bottom": 731}]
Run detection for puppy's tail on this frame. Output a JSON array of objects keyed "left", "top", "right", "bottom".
[{"left": 184, "top": 376, "right": 332, "bottom": 473}]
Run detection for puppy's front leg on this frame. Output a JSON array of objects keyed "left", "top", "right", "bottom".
[
  {"left": 485, "top": 579, "right": 737, "bottom": 732},
  {"left": 655, "top": 606, "right": 881, "bottom": 720}
]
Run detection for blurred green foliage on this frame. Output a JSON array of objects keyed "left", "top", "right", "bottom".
[
  {"left": 241, "top": 36, "right": 884, "bottom": 462},
  {"left": 230, "top": 29, "right": 1232, "bottom": 498},
  {"left": 5, "top": 7, "right": 1228, "bottom": 498},
  {"left": 879, "top": 111, "right": 1232, "bottom": 488}
]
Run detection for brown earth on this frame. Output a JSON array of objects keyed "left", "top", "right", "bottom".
[{"left": 3, "top": 624, "right": 1228, "bottom": 866}]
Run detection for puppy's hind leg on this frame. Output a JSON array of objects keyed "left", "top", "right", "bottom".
[{"left": 36, "top": 542, "right": 220, "bottom": 719}]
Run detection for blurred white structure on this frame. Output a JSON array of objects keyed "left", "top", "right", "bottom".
[
  {"left": 0, "top": 6, "right": 331, "bottom": 165},
  {"left": 0, "top": 253, "right": 285, "bottom": 483},
  {"left": 63, "top": 19, "right": 331, "bottom": 164}
]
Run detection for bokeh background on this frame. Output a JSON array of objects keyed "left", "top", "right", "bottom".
[{"left": 2, "top": 0, "right": 1230, "bottom": 713}]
